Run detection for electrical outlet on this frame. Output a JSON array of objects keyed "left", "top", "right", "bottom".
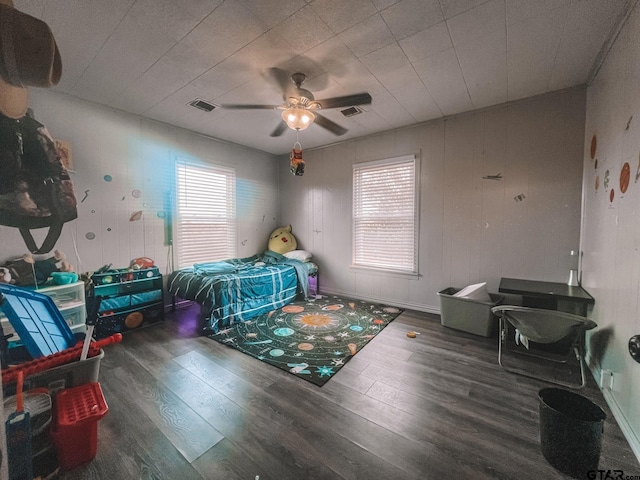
[{"left": 600, "top": 369, "right": 614, "bottom": 390}]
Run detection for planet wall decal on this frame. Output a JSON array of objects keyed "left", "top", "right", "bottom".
[{"left": 620, "top": 162, "right": 630, "bottom": 194}]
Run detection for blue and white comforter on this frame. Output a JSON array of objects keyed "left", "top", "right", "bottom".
[{"left": 168, "top": 252, "right": 315, "bottom": 333}]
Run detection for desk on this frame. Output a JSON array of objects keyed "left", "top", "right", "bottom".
[{"left": 499, "top": 277, "right": 594, "bottom": 317}]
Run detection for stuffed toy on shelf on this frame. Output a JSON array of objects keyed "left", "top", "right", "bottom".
[{"left": 1, "top": 250, "right": 74, "bottom": 286}]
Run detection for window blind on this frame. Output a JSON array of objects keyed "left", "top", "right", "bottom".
[
  {"left": 175, "top": 159, "right": 236, "bottom": 268},
  {"left": 352, "top": 155, "right": 418, "bottom": 274}
]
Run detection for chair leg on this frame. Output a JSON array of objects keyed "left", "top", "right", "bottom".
[{"left": 497, "top": 317, "right": 587, "bottom": 389}]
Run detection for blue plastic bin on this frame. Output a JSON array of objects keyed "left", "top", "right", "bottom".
[{"left": 0, "top": 284, "right": 76, "bottom": 358}]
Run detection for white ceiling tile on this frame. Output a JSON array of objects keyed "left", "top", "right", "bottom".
[
  {"left": 126, "top": 0, "right": 211, "bottom": 43},
  {"left": 234, "top": 30, "right": 300, "bottom": 73},
  {"left": 447, "top": 0, "right": 505, "bottom": 46},
  {"left": 368, "top": 90, "right": 417, "bottom": 128},
  {"left": 360, "top": 43, "right": 410, "bottom": 79},
  {"left": 548, "top": 28, "right": 608, "bottom": 91},
  {"left": 414, "top": 48, "right": 473, "bottom": 115},
  {"left": 69, "top": 0, "right": 209, "bottom": 101},
  {"left": 189, "top": 56, "right": 259, "bottom": 100},
  {"left": 455, "top": 29, "right": 507, "bottom": 108},
  {"left": 237, "top": 0, "right": 307, "bottom": 29},
  {"left": 309, "top": 0, "right": 378, "bottom": 33},
  {"left": 119, "top": 0, "right": 271, "bottom": 109},
  {"left": 216, "top": 75, "right": 283, "bottom": 106},
  {"left": 113, "top": 58, "right": 201, "bottom": 114},
  {"left": 399, "top": 21, "right": 452, "bottom": 62},
  {"left": 562, "top": 0, "right": 626, "bottom": 37},
  {"left": 144, "top": 84, "right": 205, "bottom": 123},
  {"left": 506, "top": 6, "right": 568, "bottom": 101},
  {"left": 371, "top": 0, "right": 401, "bottom": 9},
  {"left": 390, "top": 78, "right": 442, "bottom": 122},
  {"left": 439, "top": 0, "right": 493, "bottom": 20},
  {"left": 25, "top": 0, "right": 133, "bottom": 92},
  {"left": 198, "top": 1, "right": 270, "bottom": 58},
  {"left": 506, "top": 0, "right": 569, "bottom": 25},
  {"left": 302, "top": 37, "right": 372, "bottom": 87},
  {"left": 272, "top": 6, "right": 334, "bottom": 53},
  {"left": 338, "top": 14, "right": 396, "bottom": 57},
  {"left": 547, "top": 0, "right": 628, "bottom": 91},
  {"left": 332, "top": 63, "right": 387, "bottom": 97},
  {"left": 13, "top": 0, "right": 628, "bottom": 154},
  {"left": 346, "top": 106, "right": 395, "bottom": 134},
  {"left": 381, "top": 0, "right": 443, "bottom": 40}
]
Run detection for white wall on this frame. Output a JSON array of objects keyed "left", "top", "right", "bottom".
[
  {"left": 0, "top": 90, "right": 280, "bottom": 277},
  {"left": 278, "top": 87, "right": 586, "bottom": 312},
  {"left": 582, "top": 2, "right": 640, "bottom": 459}
]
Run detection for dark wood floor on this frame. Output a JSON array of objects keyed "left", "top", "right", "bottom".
[{"left": 57, "top": 301, "right": 640, "bottom": 480}]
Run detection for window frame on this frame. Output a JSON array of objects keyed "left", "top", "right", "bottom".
[
  {"left": 174, "top": 157, "right": 237, "bottom": 269},
  {"left": 351, "top": 154, "right": 420, "bottom": 276}
]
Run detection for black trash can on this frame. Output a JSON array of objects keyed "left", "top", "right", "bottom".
[{"left": 539, "top": 388, "right": 606, "bottom": 479}]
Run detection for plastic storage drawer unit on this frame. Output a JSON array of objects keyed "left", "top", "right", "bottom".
[{"left": 438, "top": 287, "right": 503, "bottom": 337}]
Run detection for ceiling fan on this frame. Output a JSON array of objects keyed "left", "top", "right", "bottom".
[{"left": 219, "top": 69, "right": 372, "bottom": 137}]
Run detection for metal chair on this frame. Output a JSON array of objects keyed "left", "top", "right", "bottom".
[{"left": 491, "top": 305, "right": 597, "bottom": 389}]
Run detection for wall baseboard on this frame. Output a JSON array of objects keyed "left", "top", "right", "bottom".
[
  {"left": 587, "top": 355, "right": 640, "bottom": 463},
  {"left": 316, "top": 287, "right": 440, "bottom": 315}
]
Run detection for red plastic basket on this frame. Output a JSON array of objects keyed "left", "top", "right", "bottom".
[
  {"left": 56, "top": 382, "right": 108, "bottom": 426},
  {"left": 51, "top": 382, "right": 108, "bottom": 470}
]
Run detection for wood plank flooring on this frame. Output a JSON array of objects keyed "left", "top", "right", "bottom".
[{"left": 57, "top": 302, "right": 640, "bottom": 480}]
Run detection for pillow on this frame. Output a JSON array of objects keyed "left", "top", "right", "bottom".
[
  {"left": 283, "top": 250, "right": 312, "bottom": 262},
  {"left": 453, "top": 282, "right": 492, "bottom": 303}
]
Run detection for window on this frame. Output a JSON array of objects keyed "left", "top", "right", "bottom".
[
  {"left": 352, "top": 155, "right": 418, "bottom": 274},
  {"left": 175, "top": 159, "right": 236, "bottom": 268}
]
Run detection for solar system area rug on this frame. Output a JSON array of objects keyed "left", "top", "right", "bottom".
[{"left": 208, "top": 295, "right": 403, "bottom": 386}]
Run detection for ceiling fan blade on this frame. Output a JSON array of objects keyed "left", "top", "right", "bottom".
[
  {"left": 270, "top": 121, "right": 288, "bottom": 137},
  {"left": 315, "top": 93, "right": 372, "bottom": 110},
  {"left": 219, "top": 104, "right": 279, "bottom": 110},
  {"left": 314, "top": 113, "right": 347, "bottom": 136},
  {"left": 266, "top": 67, "right": 296, "bottom": 96}
]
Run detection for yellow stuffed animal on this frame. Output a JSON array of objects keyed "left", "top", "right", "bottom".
[{"left": 268, "top": 225, "right": 297, "bottom": 254}]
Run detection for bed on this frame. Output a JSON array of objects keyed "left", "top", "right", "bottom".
[{"left": 167, "top": 251, "right": 317, "bottom": 333}]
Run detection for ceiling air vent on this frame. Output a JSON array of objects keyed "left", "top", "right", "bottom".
[
  {"left": 188, "top": 98, "right": 216, "bottom": 112},
  {"left": 340, "top": 105, "right": 364, "bottom": 117}
]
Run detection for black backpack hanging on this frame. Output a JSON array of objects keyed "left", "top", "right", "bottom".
[{"left": 0, "top": 110, "right": 77, "bottom": 254}]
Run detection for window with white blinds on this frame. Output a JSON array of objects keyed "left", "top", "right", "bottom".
[
  {"left": 175, "top": 159, "right": 236, "bottom": 268},
  {"left": 352, "top": 155, "right": 418, "bottom": 274}
]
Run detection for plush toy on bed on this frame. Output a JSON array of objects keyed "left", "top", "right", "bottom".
[{"left": 268, "top": 225, "right": 297, "bottom": 254}]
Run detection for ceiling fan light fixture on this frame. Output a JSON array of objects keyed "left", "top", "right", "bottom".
[{"left": 282, "top": 107, "right": 315, "bottom": 131}]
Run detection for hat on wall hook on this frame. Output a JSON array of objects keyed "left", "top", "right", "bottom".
[{"left": 0, "top": 0, "right": 62, "bottom": 118}]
